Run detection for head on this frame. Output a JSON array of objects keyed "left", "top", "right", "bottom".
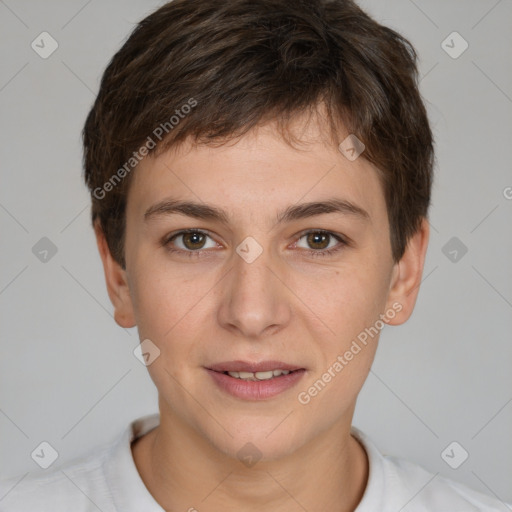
[{"left": 83, "top": 0, "right": 433, "bottom": 461}]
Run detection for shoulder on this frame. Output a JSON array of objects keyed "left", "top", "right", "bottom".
[
  {"left": 382, "top": 454, "right": 508, "bottom": 511},
  {"left": 0, "top": 442, "right": 114, "bottom": 512},
  {"left": 351, "top": 427, "right": 511, "bottom": 512}
]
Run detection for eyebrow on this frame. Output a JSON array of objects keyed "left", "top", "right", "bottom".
[{"left": 144, "top": 197, "right": 370, "bottom": 225}]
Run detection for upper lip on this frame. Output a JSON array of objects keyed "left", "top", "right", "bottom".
[{"left": 207, "top": 360, "right": 304, "bottom": 373}]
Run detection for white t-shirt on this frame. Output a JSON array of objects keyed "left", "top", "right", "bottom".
[{"left": 0, "top": 413, "right": 509, "bottom": 511}]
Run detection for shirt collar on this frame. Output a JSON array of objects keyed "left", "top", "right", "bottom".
[{"left": 103, "top": 412, "right": 164, "bottom": 511}]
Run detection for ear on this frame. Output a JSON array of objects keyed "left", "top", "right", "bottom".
[
  {"left": 384, "top": 218, "right": 430, "bottom": 325},
  {"left": 94, "top": 221, "right": 136, "bottom": 328}
]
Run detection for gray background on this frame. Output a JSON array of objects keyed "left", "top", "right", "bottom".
[{"left": 1, "top": 0, "right": 511, "bottom": 505}]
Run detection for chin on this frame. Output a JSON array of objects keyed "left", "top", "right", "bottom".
[{"left": 201, "top": 414, "right": 309, "bottom": 464}]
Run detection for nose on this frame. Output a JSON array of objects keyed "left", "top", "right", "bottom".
[{"left": 217, "top": 244, "right": 292, "bottom": 339}]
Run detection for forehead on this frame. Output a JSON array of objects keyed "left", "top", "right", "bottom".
[{"left": 126, "top": 121, "right": 387, "bottom": 228}]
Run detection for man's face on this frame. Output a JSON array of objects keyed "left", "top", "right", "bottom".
[{"left": 120, "top": 118, "right": 403, "bottom": 460}]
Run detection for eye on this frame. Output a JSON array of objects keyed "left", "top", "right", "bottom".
[
  {"left": 164, "top": 229, "right": 218, "bottom": 254},
  {"left": 162, "top": 228, "right": 348, "bottom": 259},
  {"left": 295, "top": 230, "right": 347, "bottom": 257}
]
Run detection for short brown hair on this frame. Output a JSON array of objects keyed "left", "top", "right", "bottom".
[{"left": 83, "top": 0, "right": 434, "bottom": 268}]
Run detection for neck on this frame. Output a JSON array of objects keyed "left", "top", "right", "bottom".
[{"left": 132, "top": 407, "right": 368, "bottom": 512}]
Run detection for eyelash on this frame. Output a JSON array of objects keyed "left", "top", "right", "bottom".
[{"left": 161, "top": 229, "right": 348, "bottom": 259}]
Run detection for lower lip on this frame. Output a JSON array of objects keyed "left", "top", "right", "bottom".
[{"left": 205, "top": 368, "right": 306, "bottom": 400}]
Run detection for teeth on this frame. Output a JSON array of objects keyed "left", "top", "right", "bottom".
[{"left": 227, "top": 369, "right": 291, "bottom": 381}]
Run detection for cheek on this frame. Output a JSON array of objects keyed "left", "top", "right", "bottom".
[
  {"left": 297, "top": 260, "right": 390, "bottom": 384},
  {"left": 128, "top": 265, "right": 211, "bottom": 395},
  {"left": 294, "top": 268, "right": 387, "bottom": 416},
  {"left": 306, "top": 262, "right": 390, "bottom": 341},
  {"left": 128, "top": 250, "right": 217, "bottom": 338}
]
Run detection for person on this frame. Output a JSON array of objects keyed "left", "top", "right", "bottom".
[{"left": 1, "top": 0, "right": 509, "bottom": 510}]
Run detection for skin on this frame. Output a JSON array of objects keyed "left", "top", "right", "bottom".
[{"left": 95, "top": 112, "right": 429, "bottom": 511}]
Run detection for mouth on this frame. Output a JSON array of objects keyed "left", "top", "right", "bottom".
[
  {"left": 220, "top": 368, "right": 299, "bottom": 381},
  {"left": 205, "top": 360, "right": 307, "bottom": 400},
  {"left": 206, "top": 360, "right": 304, "bottom": 376}
]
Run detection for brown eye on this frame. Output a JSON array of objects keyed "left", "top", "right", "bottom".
[
  {"left": 166, "top": 230, "right": 217, "bottom": 252},
  {"left": 182, "top": 232, "right": 207, "bottom": 250},
  {"left": 306, "top": 232, "right": 331, "bottom": 250},
  {"left": 295, "top": 230, "right": 347, "bottom": 257}
]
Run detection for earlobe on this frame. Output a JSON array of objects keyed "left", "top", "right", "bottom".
[
  {"left": 94, "top": 221, "right": 136, "bottom": 329},
  {"left": 385, "top": 218, "right": 430, "bottom": 326}
]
